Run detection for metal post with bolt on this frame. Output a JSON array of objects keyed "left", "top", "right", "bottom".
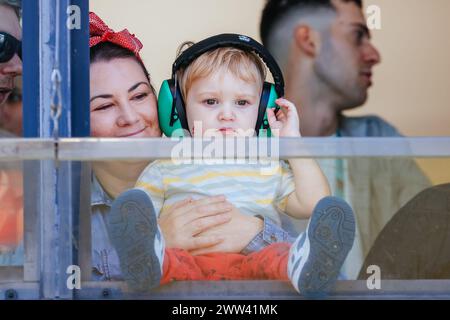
[{"left": 22, "top": 0, "right": 90, "bottom": 299}]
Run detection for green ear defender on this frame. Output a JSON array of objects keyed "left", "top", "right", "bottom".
[
  {"left": 257, "top": 82, "right": 279, "bottom": 137},
  {"left": 158, "top": 34, "right": 285, "bottom": 138},
  {"left": 158, "top": 79, "right": 186, "bottom": 138}
]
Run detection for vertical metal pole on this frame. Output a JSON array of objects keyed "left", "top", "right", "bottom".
[
  {"left": 22, "top": 0, "right": 41, "bottom": 284},
  {"left": 68, "top": 0, "right": 91, "bottom": 295},
  {"left": 39, "top": 0, "right": 66, "bottom": 299},
  {"left": 22, "top": 0, "right": 90, "bottom": 299}
]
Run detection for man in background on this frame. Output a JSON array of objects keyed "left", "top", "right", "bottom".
[
  {"left": 0, "top": 0, "right": 23, "bottom": 265},
  {"left": 260, "top": 0, "right": 430, "bottom": 279},
  {"left": 0, "top": 0, "right": 21, "bottom": 110}
]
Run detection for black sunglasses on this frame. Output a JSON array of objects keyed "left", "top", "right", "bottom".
[{"left": 0, "top": 32, "right": 22, "bottom": 63}]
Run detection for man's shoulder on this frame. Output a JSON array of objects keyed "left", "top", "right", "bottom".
[{"left": 339, "top": 114, "right": 402, "bottom": 137}]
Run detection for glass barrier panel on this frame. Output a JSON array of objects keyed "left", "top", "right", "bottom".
[
  {"left": 0, "top": 160, "right": 23, "bottom": 269},
  {"left": 1, "top": 138, "right": 450, "bottom": 300},
  {"left": 78, "top": 155, "right": 450, "bottom": 300}
]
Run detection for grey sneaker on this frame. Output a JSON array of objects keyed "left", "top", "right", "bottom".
[
  {"left": 287, "top": 196, "right": 355, "bottom": 297},
  {"left": 106, "top": 189, "right": 165, "bottom": 292}
]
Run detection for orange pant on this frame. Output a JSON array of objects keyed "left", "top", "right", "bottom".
[{"left": 161, "top": 243, "right": 290, "bottom": 284}]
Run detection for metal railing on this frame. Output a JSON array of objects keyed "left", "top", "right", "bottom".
[
  {"left": 1, "top": 137, "right": 450, "bottom": 299},
  {"left": 1, "top": 137, "right": 450, "bottom": 161}
]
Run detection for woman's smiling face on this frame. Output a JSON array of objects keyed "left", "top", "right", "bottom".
[{"left": 89, "top": 57, "right": 161, "bottom": 138}]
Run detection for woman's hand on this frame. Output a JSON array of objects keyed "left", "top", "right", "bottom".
[
  {"left": 158, "top": 195, "right": 233, "bottom": 251},
  {"left": 266, "top": 98, "right": 301, "bottom": 137},
  {"left": 189, "top": 205, "right": 264, "bottom": 255}
]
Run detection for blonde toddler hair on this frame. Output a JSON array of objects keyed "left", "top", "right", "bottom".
[{"left": 177, "top": 44, "right": 267, "bottom": 100}]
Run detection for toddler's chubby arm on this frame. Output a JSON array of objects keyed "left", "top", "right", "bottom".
[{"left": 267, "top": 98, "right": 331, "bottom": 219}]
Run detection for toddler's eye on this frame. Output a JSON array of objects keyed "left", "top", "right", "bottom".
[
  {"left": 237, "top": 100, "right": 249, "bottom": 106},
  {"left": 204, "top": 99, "right": 218, "bottom": 105}
]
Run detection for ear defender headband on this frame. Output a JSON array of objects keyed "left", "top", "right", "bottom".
[{"left": 158, "top": 33, "right": 285, "bottom": 137}]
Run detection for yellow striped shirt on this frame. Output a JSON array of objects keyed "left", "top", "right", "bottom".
[{"left": 136, "top": 160, "right": 295, "bottom": 225}]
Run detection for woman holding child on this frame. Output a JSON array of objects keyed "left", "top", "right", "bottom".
[
  {"left": 88, "top": 12, "right": 295, "bottom": 281},
  {"left": 88, "top": 12, "right": 356, "bottom": 297}
]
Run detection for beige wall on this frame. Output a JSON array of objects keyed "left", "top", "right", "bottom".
[
  {"left": 90, "top": 0, "right": 450, "bottom": 137},
  {"left": 346, "top": 0, "right": 450, "bottom": 137},
  {"left": 90, "top": 0, "right": 450, "bottom": 182},
  {"left": 90, "top": 0, "right": 268, "bottom": 103}
]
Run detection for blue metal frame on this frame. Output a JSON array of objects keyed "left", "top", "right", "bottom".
[
  {"left": 21, "top": 0, "right": 90, "bottom": 299},
  {"left": 22, "top": 0, "right": 40, "bottom": 137},
  {"left": 69, "top": 0, "right": 90, "bottom": 138},
  {"left": 13, "top": 0, "right": 448, "bottom": 301}
]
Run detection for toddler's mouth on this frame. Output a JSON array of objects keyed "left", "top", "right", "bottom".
[{"left": 218, "top": 127, "right": 235, "bottom": 134}]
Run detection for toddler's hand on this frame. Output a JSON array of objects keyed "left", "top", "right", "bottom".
[{"left": 267, "top": 98, "right": 301, "bottom": 137}]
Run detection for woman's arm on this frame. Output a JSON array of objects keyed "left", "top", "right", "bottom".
[
  {"left": 188, "top": 205, "right": 263, "bottom": 255},
  {"left": 160, "top": 197, "right": 295, "bottom": 255},
  {"left": 191, "top": 209, "right": 296, "bottom": 256},
  {"left": 159, "top": 195, "right": 233, "bottom": 251}
]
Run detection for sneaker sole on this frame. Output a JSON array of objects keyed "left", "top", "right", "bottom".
[
  {"left": 298, "top": 197, "right": 356, "bottom": 297},
  {"left": 106, "top": 189, "right": 161, "bottom": 292}
]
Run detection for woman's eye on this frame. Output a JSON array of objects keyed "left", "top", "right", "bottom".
[
  {"left": 204, "top": 99, "right": 218, "bottom": 105},
  {"left": 94, "top": 104, "right": 113, "bottom": 111},
  {"left": 133, "top": 93, "right": 148, "bottom": 101}
]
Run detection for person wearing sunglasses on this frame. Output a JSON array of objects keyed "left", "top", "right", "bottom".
[
  {"left": 0, "top": 0, "right": 23, "bottom": 267},
  {"left": 0, "top": 0, "right": 22, "bottom": 108},
  {"left": 0, "top": 77, "right": 22, "bottom": 136}
]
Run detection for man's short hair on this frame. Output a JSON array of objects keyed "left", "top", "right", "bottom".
[
  {"left": 260, "top": 0, "right": 362, "bottom": 68},
  {"left": 260, "top": 0, "right": 362, "bottom": 47},
  {"left": 0, "top": 0, "right": 21, "bottom": 19}
]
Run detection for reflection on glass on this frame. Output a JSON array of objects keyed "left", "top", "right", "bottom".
[
  {"left": 360, "top": 183, "right": 450, "bottom": 280},
  {"left": 0, "top": 162, "right": 23, "bottom": 266},
  {"left": 88, "top": 156, "right": 450, "bottom": 295},
  {"left": 317, "top": 157, "right": 431, "bottom": 280},
  {"left": 359, "top": 159, "right": 450, "bottom": 280},
  {"left": 1, "top": 154, "right": 449, "bottom": 296}
]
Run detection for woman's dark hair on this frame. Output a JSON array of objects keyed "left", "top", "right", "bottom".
[{"left": 90, "top": 42, "right": 155, "bottom": 93}]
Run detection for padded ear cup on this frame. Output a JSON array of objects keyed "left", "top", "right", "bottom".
[
  {"left": 158, "top": 80, "right": 188, "bottom": 137},
  {"left": 256, "top": 82, "right": 279, "bottom": 137}
]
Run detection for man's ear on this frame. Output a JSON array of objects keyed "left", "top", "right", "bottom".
[{"left": 293, "top": 25, "right": 320, "bottom": 57}]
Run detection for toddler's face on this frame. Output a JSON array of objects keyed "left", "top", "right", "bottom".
[{"left": 185, "top": 69, "right": 261, "bottom": 137}]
